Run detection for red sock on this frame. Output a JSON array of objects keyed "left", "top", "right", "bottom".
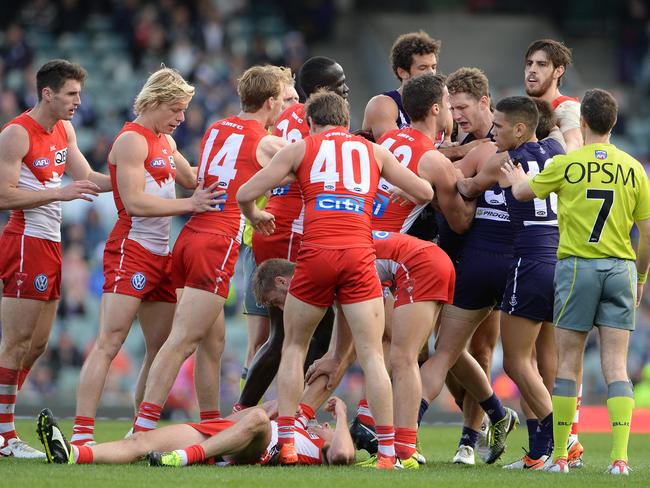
[
  {"left": 296, "top": 403, "right": 315, "bottom": 429},
  {"left": 0, "top": 367, "right": 18, "bottom": 441},
  {"left": 70, "top": 416, "right": 95, "bottom": 446},
  {"left": 133, "top": 402, "right": 162, "bottom": 433},
  {"left": 185, "top": 444, "right": 207, "bottom": 465},
  {"left": 200, "top": 410, "right": 221, "bottom": 422},
  {"left": 356, "top": 399, "right": 375, "bottom": 426},
  {"left": 73, "top": 444, "right": 94, "bottom": 464},
  {"left": 277, "top": 416, "right": 295, "bottom": 446},
  {"left": 394, "top": 427, "right": 417, "bottom": 460},
  {"left": 375, "top": 425, "right": 395, "bottom": 460},
  {"left": 17, "top": 368, "right": 30, "bottom": 391}
]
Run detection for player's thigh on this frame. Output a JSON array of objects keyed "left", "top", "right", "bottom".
[
  {"left": 283, "top": 293, "right": 327, "bottom": 349},
  {"left": 500, "top": 313, "right": 542, "bottom": 361},
  {"left": 340, "top": 297, "right": 385, "bottom": 352},
  {"left": 0, "top": 297, "right": 47, "bottom": 345},
  {"left": 98, "top": 293, "right": 143, "bottom": 341},
  {"left": 171, "top": 287, "right": 226, "bottom": 343},
  {"left": 132, "top": 424, "right": 208, "bottom": 452},
  {"left": 391, "top": 301, "right": 440, "bottom": 360},
  {"left": 435, "top": 304, "right": 491, "bottom": 357},
  {"left": 138, "top": 301, "right": 176, "bottom": 350},
  {"left": 596, "top": 258, "right": 636, "bottom": 332}
]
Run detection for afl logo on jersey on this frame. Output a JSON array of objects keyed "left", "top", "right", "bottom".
[
  {"left": 131, "top": 272, "right": 147, "bottom": 291},
  {"left": 595, "top": 150, "right": 607, "bottom": 160},
  {"left": 34, "top": 273, "right": 49, "bottom": 293},
  {"left": 33, "top": 157, "right": 51, "bottom": 168},
  {"left": 150, "top": 158, "right": 166, "bottom": 168},
  {"left": 54, "top": 148, "right": 67, "bottom": 166}
]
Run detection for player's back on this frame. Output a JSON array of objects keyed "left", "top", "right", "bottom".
[
  {"left": 546, "top": 143, "right": 650, "bottom": 260},
  {"left": 3, "top": 112, "right": 68, "bottom": 242},
  {"left": 381, "top": 89, "right": 410, "bottom": 129},
  {"left": 108, "top": 122, "right": 177, "bottom": 255},
  {"left": 297, "top": 127, "right": 380, "bottom": 248},
  {"left": 372, "top": 127, "right": 433, "bottom": 233},
  {"left": 505, "top": 138, "right": 564, "bottom": 261},
  {"left": 186, "top": 116, "right": 268, "bottom": 241},
  {"left": 267, "top": 103, "right": 308, "bottom": 233}
]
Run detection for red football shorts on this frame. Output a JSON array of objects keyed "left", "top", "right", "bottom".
[
  {"left": 172, "top": 227, "right": 239, "bottom": 298},
  {"left": 103, "top": 238, "right": 176, "bottom": 302},
  {"left": 0, "top": 233, "right": 61, "bottom": 301},
  {"left": 393, "top": 246, "right": 456, "bottom": 308},
  {"left": 289, "top": 245, "right": 382, "bottom": 307},
  {"left": 251, "top": 229, "right": 301, "bottom": 265},
  {"left": 187, "top": 418, "right": 235, "bottom": 436}
]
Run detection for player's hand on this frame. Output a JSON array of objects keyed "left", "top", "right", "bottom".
[
  {"left": 388, "top": 186, "right": 421, "bottom": 207},
  {"left": 637, "top": 283, "right": 644, "bottom": 307},
  {"left": 251, "top": 210, "right": 276, "bottom": 236},
  {"left": 305, "top": 356, "right": 341, "bottom": 390},
  {"left": 500, "top": 159, "right": 527, "bottom": 185},
  {"left": 191, "top": 180, "right": 227, "bottom": 212},
  {"left": 57, "top": 180, "right": 100, "bottom": 202},
  {"left": 324, "top": 396, "right": 347, "bottom": 419}
]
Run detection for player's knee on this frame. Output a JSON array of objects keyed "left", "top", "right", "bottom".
[
  {"left": 244, "top": 408, "right": 270, "bottom": 432},
  {"left": 388, "top": 348, "right": 410, "bottom": 370},
  {"left": 469, "top": 346, "right": 493, "bottom": 372},
  {"left": 502, "top": 356, "right": 524, "bottom": 381},
  {"left": 328, "top": 451, "right": 355, "bottom": 465}
]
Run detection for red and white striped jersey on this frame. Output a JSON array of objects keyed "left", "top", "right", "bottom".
[
  {"left": 2, "top": 112, "right": 68, "bottom": 242},
  {"left": 552, "top": 95, "right": 581, "bottom": 133},
  {"left": 186, "top": 116, "right": 268, "bottom": 242},
  {"left": 268, "top": 103, "right": 308, "bottom": 234},
  {"left": 372, "top": 127, "right": 434, "bottom": 233},
  {"left": 264, "top": 420, "right": 326, "bottom": 465},
  {"left": 107, "top": 122, "right": 177, "bottom": 255}
]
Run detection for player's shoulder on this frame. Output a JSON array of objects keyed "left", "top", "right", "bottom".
[
  {"left": 0, "top": 122, "right": 30, "bottom": 160},
  {"left": 365, "top": 93, "right": 398, "bottom": 114}
]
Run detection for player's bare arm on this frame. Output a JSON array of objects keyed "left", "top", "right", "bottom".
[
  {"left": 0, "top": 124, "right": 99, "bottom": 209},
  {"left": 362, "top": 95, "right": 399, "bottom": 142},
  {"left": 112, "top": 131, "right": 223, "bottom": 216},
  {"left": 562, "top": 127, "right": 583, "bottom": 152},
  {"left": 257, "top": 134, "right": 289, "bottom": 167},
  {"left": 237, "top": 140, "right": 304, "bottom": 235},
  {"left": 546, "top": 126, "right": 567, "bottom": 151},
  {"left": 636, "top": 217, "right": 650, "bottom": 306},
  {"left": 165, "top": 134, "right": 197, "bottom": 190},
  {"left": 439, "top": 138, "right": 491, "bottom": 162},
  {"left": 323, "top": 397, "right": 356, "bottom": 465},
  {"left": 420, "top": 151, "right": 475, "bottom": 233},
  {"left": 457, "top": 152, "right": 508, "bottom": 199},
  {"left": 500, "top": 159, "right": 536, "bottom": 201},
  {"left": 374, "top": 143, "right": 433, "bottom": 203},
  {"left": 62, "top": 120, "right": 111, "bottom": 192}
]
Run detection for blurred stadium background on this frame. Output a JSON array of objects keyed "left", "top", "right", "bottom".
[{"left": 1, "top": 0, "right": 650, "bottom": 422}]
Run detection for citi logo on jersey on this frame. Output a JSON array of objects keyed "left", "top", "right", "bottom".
[
  {"left": 33, "top": 157, "right": 51, "bottom": 168},
  {"left": 315, "top": 194, "right": 364, "bottom": 214},
  {"left": 150, "top": 158, "right": 166, "bottom": 168},
  {"left": 372, "top": 194, "right": 390, "bottom": 217}
]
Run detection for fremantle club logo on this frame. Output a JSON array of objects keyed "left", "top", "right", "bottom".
[
  {"left": 131, "top": 272, "right": 147, "bottom": 291},
  {"left": 34, "top": 273, "right": 49, "bottom": 293}
]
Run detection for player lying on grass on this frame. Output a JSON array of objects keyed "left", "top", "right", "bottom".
[{"left": 36, "top": 397, "right": 355, "bottom": 467}]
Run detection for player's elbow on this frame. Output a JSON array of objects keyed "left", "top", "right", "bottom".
[
  {"left": 449, "top": 217, "right": 471, "bottom": 235},
  {"left": 412, "top": 183, "right": 434, "bottom": 204}
]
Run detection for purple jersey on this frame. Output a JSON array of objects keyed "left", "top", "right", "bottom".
[
  {"left": 382, "top": 90, "right": 410, "bottom": 129},
  {"left": 505, "top": 139, "right": 565, "bottom": 261}
]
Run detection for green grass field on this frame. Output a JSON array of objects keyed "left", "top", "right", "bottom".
[{"left": 3, "top": 419, "right": 648, "bottom": 487}]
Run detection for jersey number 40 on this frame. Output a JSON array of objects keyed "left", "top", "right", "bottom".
[{"left": 310, "top": 140, "right": 372, "bottom": 193}]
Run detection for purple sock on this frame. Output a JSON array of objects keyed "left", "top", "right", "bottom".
[
  {"left": 458, "top": 426, "right": 479, "bottom": 448},
  {"left": 526, "top": 419, "right": 538, "bottom": 452},
  {"left": 479, "top": 393, "right": 506, "bottom": 425},
  {"left": 417, "top": 398, "right": 429, "bottom": 427}
]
